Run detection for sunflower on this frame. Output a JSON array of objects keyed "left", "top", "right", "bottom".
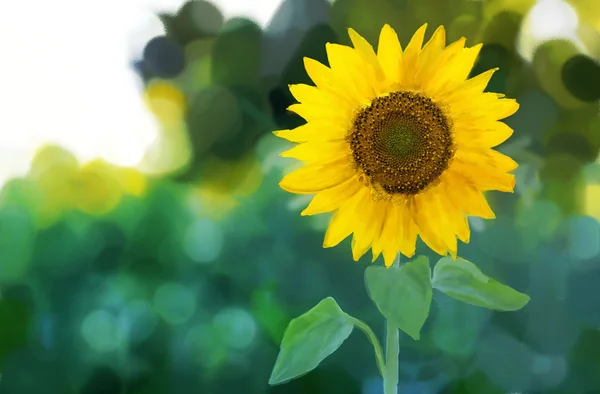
[{"left": 276, "top": 24, "right": 519, "bottom": 267}]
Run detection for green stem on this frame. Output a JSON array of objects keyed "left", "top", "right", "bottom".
[
  {"left": 348, "top": 316, "right": 385, "bottom": 376},
  {"left": 383, "top": 316, "right": 399, "bottom": 394},
  {"left": 383, "top": 253, "right": 401, "bottom": 394}
]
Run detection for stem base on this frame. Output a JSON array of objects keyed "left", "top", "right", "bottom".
[{"left": 383, "top": 319, "right": 399, "bottom": 394}]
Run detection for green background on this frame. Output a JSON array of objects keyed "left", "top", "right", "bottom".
[{"left": 2, "top": 0, "right": 600, "bottom": 393}]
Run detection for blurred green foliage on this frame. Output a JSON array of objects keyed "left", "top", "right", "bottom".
[{"left": 2, "top": 0, "right": 600, "bottom": 393}]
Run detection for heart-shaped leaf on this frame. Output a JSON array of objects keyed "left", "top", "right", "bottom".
[
  {"left": 269, "top": 297, "right": 354, "bottom": 385},
  {"left": 431, "top": 257, "right": 530, "bottom": 311},
  {"left": 365, "top": 256, "right": 432, "bottom": 340}
]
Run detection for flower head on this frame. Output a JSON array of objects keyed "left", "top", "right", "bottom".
[{"left": 276, "top": 24, "right": 519, "bottom": 267}]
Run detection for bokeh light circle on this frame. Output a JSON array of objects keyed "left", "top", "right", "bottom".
[
  {"left": 81, "top": 310, "right": 122, "bottom": 353},
  {"left": 153, "top": 282, "right": 197, "bottom": 325},
  {"left": 183, "top": 218, "right": 224, "bottom": 264},
  {"left": 212, "top": 307, "right": 257, "bottom": 349}
]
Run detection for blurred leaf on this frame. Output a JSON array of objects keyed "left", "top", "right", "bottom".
[
  {"left": 432, "top": 257, "right": 530, "bottom": 311},
  {"left": 475, "top": 329, "right": 535, "bottom": 391},
  {"left": 0, "top": 179, "right": 45, "bottom": 227},
  {"left": 481, "top": 11, "right": 522, "bottom": 51},
  {"left": 431, "top": 293, "right": 491, "bottom": 357},
  {"left": 160, "top": 1, "right": 223, "bottom": 45},
  {"left": 0, "top": 207, "right": 35, "bottom": 282},
  {"left": 210, "top": 87, "right": 271, "bottom": 161},
  {"left": 330, "top": 0, "right": 407, "bottom": 47},
  {"left": 282, "top": 24, "right": 338, "bottom": 86},
  {"left": 29, "top": 145, "right": 79, "bottom": 179},
  {"left": 533, "top": 39, "right": 586, "bottom": 108},
  {"left": 0, "top": 298, "right": 32, "bottom": 367},
  {"left": 469, "top": 44, "right": 509, "bottom": 93},
  {"left": 76, "top": 161, "right": 123, "bottom": 215},
  {"left": 269, "top": 297, "right": 353, "bottom": 385},
  {"left": 186, "top": 85, "right": 242, "bottom": 158},
  {"left": 364, "top": 256, "right": 432, "bottom": 340},
  {"left": 212, "top": 18, "right": 262, "bottom": 87},
  {"left": 447, "top": 14, "right": 479, "bottom": 44},
  {"left": 442, "top": 371, "right": 505, "bottom": 394},
  {"left": 251, "top": 285, "right": 290, "bottom": 343},
  {"left": 561, "top": 54, "right": 600, "bottom": 102},
  {"left": 515, "top": 200, "right": 562, "bottom": 249},
  {"left": 143, "top": 36, "right": 185, "bottom": 78}
]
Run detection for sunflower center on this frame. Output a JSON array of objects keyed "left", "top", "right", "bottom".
[
  {"left": 384, "top": 123, "right": 421, "bottom": 158},
  {"left": 348, "top": 91, "right": 454, "bottom": 196}
]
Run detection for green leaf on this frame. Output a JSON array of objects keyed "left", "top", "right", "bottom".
[
  {"left": 364, "top": 256, "right": 432, "bottom": 340},
  {"left": 431, "top": 257, "right": 530, "bottom": 311},
  {"left": 269, "top": 297, "right": 354, "bottom": 385}
]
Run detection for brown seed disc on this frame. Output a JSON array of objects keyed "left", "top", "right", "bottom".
[{"left": 347, "top": 91, "right": 454, "bottom": 196}]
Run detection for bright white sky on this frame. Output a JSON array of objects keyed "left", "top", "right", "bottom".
[
  {"left": 0, "top": 0, "right": 582, "bottom": 187},
  {"left": 0, "top": 0, "right": 285, "bottom": 186},
  {"left": 518, "top": 0, "right": 585, "bottom": 61}
]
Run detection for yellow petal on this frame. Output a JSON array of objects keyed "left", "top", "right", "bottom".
[
  {"left": 377, "top": 24, "right": 403, "bottom": 85},
  {"left": 413, "top": 199, "right": 448, "bottom": 255},
  {"left": 444, "top": 68, "right": 498, "bottom": 103},
  {"left": 280, "top": 140, "right": 349, "bottom": 162},
  {"left": 490, "top": 98, "right": 520, "bottom": 120},
  {"left": 273, "top": 120, "right": 347, "bottom": 142},
  {"left": 348, "top": 28, "right": 385, "bottom": 82},
  {"left": 438, "top": 182, "right": 470, "bottom": 243},
  {"left": 323, "top": 187, "right": 368, "bottom": 247},
  {"left": 452, "top": 44, "right": 483, "bottom": 84},
  {"left": 422, "top": 37, "right": 465, "bottom": 93},
  {"left": 454, "top": 120, "right": 514, "bottom": 148},
  {"left": 288, "top": 83, "right": 322, "bottom": 104},
  {"left": 303, "top": 57, "right": 333, "bottom": 90},
  {"left": 452, "top": 160, "right": 516, "bottom": 192},
  {"left": 302, "top": 58, "right": 358, "bottom": 107},
  {"left": 280, "top": 157, "right": 354, "bottom": 194},
  {"left": 352, "top": 193, "right": 375, "bottom": 261},
  {"left": 401, "top": 23, "right": 428, "bottom": 86},
  {"left": 430, "top": 44, "right": 483, "bottom": 96},
  {"left": 288, "top": 84, "right": 349, "bottom": 110},
  {"left": 397, "top": 200, "right": 419, "bottom": 259},
  {"left": 417, "top": 25, "right": 446, "bottom": 81},
  {"left": 301, "top": 176, "right": 362, "bottom": 216},
  {"left": 452, "top": 148, "right": 517, "bottom": 193},
  {"left": 371, "top": 202, "right": 394, "bottom": 262},
  {"left": 287, "top": 103, "right": 347, "bottom": 121},
  {"left": 451, "top": 93, "right": 519, "bottom": 121},
  {"left": 325, "top": 43, "right": 374, "bottom": 103},
  {"left": 455, "top": 149, "right": 519, "bottom": 172},
  {"left": 377, "top": 199, "right": 419, "bottom": 264},
  {"left": 413, "top": 188, "right": 458, "bottom": 256},
  {"left": 441, "top": 171, "right": 496, "bottom": 218},
  {"left": 351, "top": 197, "right": 387, "bottom": 261}
]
